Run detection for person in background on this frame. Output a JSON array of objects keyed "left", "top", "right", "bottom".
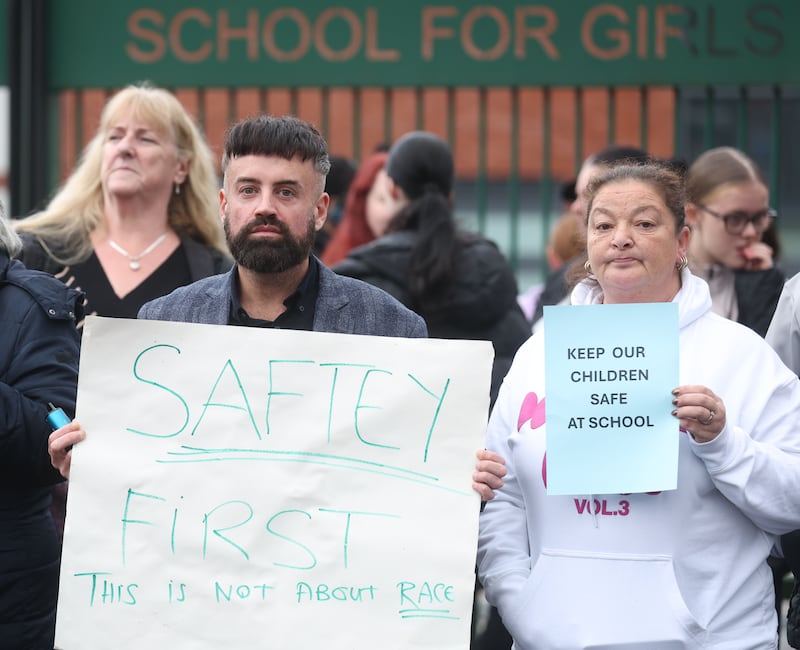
[
  {"left": 321, "top": 150, "right": 388, "bottom": 267},
  {"left": 15, "top": 83, "right": 232, "bottom": 324},
  {"left": 518, "top": 211, "right": 585, "bottom": 324},
  {"left": 333, "top": 131, "right": 531, "bottom": 407},
  {"left": 560, "top": 177, "right": 578, "bottom": 210},
  {"left": 767, "top": 274, "right": 800, "bottom": 376},
  {"left": 684, "top": 146, "right": 782, "bottom": 337},
  {"left": 332, "top": 131, "right": 528, "bottom": 650},
  {"left": 0, "top": 208, "right": 83, "bottom": 650},
  {"left": 766, "top": 278, "right": 800, "bottom": 648},
  {"left": 531, "top": 145, "right": 650, "bottom": 325},
  {"left": 13, "top": 83, "right": 233, "bottom": 540},
  {"left": 478, "top": 160, "right": 800, "bottom": 648},
  {"left": 312, "top": 154, "right": 357, "bottom": 257}
]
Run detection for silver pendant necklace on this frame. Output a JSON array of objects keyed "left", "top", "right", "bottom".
[{"left": 107, "top": 232, "right": 169, "bottom": 271}]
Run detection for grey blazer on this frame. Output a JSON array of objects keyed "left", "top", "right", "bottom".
[{"left": 138, "top": 262, "right": 428, "bottom": 338}]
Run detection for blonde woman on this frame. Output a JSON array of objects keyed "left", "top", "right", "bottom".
[{"left": 15, "top": 83, "right": 231, "bottom": 324}]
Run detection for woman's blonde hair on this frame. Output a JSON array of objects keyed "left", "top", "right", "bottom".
[
  {"left": 15, "top": 83, "right": 227, "bottom": 263},
  {"left": 0, "top": 203, "right": 22, "bottom": 257}
]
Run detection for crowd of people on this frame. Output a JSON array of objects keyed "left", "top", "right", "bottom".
[{"left": 3, "top": 81, "right": 800, "bottom": 650}]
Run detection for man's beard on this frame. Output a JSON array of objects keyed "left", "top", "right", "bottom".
[{"left": 224, "top": 213, "right": 316, "bottom": 273}]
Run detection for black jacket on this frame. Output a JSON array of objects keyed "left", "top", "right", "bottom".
[
  {"left": 789, "top": 580, "right": 800, "bottom": 647},
  {"left": 734, "top": 267, "right": 786, "bottom": 337},
  {"left": 334, "top": 231, "right": 531, "bottom": 405},
  {"left": 784, "top": 530, "right": 800, "bottom": 648},
  {"left": 0, "top": 252, "right": 83, "bottom": 650}
]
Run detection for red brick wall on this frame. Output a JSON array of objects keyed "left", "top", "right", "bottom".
[{"left": 57, "top": 86, "right": 675, "bottom": 184}]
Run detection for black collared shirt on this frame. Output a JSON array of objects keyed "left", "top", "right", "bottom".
[{"left": 228, "top": 257, "right": 319, "bottom": 330}]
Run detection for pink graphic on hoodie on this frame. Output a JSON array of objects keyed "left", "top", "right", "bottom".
[
  {"left": 517, "top": 392, "right": 546, "bottom": 431},
  {"left": 516, "top": 392, "right": 548, "bottom": 486}
]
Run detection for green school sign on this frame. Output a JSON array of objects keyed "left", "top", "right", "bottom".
[{"left": 50, "top": 0, "right": 797, "bottom": 88}]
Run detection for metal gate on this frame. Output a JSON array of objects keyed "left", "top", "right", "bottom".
[{"left": 7, "top": 0, "right": 800, "bottom": 285}]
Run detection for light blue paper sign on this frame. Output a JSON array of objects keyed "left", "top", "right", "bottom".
[{"left": 543, "top": 302, "right": 679, "bottom": 495}]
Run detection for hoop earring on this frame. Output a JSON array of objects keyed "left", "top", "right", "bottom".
[
  {"left": 584, "top": 260, "right": 592, "bottom": 274},
  {"left": 676, "top": 255, "right": 688, "bottom": 271}
]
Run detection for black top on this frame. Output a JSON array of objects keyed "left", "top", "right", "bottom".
[
  {"left": 733, "top": 267, "right": 786, "bottom": 337},
  {"left": 17, "top": 232, "right": 234, "bottom": 327},
  {"left": 532, "top": 259, "right": 575, "bottom": 324},
  {"left": 69, "top": 246, "right": 192, "bottom": 320},
  {"left": 228, "top": 256, "right": 319, "bottom": 330}
]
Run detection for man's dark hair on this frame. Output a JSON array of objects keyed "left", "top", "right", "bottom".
[{"left": 221, "top": 114, "right": 331, "bottom": 176}]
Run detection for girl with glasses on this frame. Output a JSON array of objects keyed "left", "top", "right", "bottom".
[{"left": 685, "top": 146, "right": 784, "bottom": 337}]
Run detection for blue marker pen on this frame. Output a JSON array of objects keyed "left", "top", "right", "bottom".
[{"left": 46, "top": 402, "right": 71, "bottom": 431}]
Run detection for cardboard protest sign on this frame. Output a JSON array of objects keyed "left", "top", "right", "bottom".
[
  {"left": 543, "top": 303, "right": 679, "bottom": 495},
  {"left": 55, "top": 316, "right": 493, "bottom": 650}
]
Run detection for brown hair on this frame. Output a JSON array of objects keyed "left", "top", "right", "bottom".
[
  {"left": 548, "top": 214, "right": 585, "bottom": 267},
  {"left": 585, "top": 161, "right": 686, "bottom": 231},
  {"left": 685, "top": 146, "right": 766, "bottom": 205},
  {"left": 566, "top": 161, "right": 686, "bottom": 286}
]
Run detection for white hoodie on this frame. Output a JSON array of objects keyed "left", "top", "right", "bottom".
[
  {"left": 478, "top": 270, "right": 800, "bottom": 649},
  {"left": 766, "top": 271, "right": 800, "bottom": 374}
]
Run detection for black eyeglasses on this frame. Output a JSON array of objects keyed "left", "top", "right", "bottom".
[{"left": 697, "top": 204, "right": 777, "bottom": 235}]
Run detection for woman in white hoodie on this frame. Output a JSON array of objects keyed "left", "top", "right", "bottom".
[{"left": 478, "top": 160, "right": 800, "bottom": 649}]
